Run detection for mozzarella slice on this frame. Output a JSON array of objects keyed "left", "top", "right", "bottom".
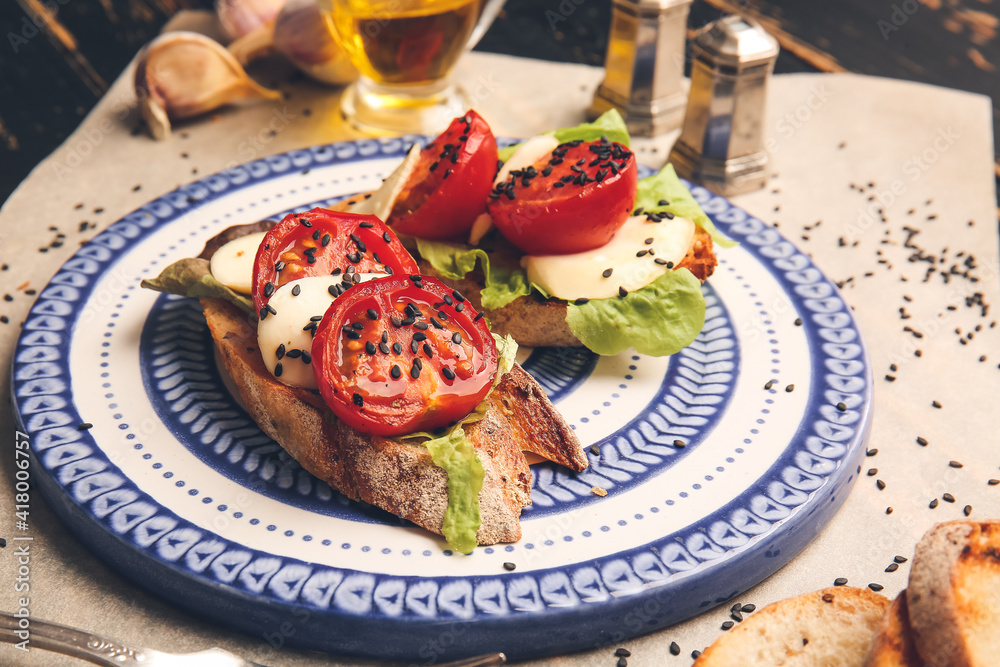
[
  {"left": 349, "top": 143, "right": 421, "bottom": 222},
  {"left": 209, "top": 232, "right": 267, "bottom": 294},
  {"left": 524, "top": 216, "right": 696, "bottom": 300},
  {"left": 257, "top": 274, "right": 385, "bottom": 389},
  {"left": 495, "top": 134, "right": 561, "bottom": 185}
]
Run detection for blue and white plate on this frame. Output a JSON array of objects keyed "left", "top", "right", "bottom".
[{"left": 11, "top": 138, "right": 872, "bottom": 662}]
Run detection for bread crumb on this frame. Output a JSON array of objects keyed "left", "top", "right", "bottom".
[{"left": 592, "top": 486, "right": 608, "bottom": 497}]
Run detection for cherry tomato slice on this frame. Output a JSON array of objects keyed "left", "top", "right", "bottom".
[
  {"left": 252, "top": 207, "right": 418, "bottom": 316},
  {"left": 488, "top": 137, "right": 638, "bottom": 255},
  {"left": 389, "top": 110, "right": 499, "bottom": 240},
  {"left": 311, "top": 275, "right": 498, "bottom": 437}
]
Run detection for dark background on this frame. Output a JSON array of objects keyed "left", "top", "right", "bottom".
[{"left": 2, "top": 0, "right": 998, "bottom": 206}]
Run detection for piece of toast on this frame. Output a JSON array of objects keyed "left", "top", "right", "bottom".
[
  {"left": 864, "top": 590, "right": 923, "bottom": 666},
  {"left": 907, "top": 521, "right": 1000, "bottom": 667},
  {"left": 420, "top": 226, "right": 718, "bottom": 348},
  {"left": 202, "top": 296, "right": 586, "bottom": 545},
  {"left": 693, "top": 587, "right": 890, "bottom": 666}
]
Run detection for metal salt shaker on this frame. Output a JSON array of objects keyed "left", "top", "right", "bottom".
[
  {"left": 669, "top": 16, "right": 779, "bottom": 195},
  {"left": 588, "top": 0, "right": 694, "bottom": 136}
]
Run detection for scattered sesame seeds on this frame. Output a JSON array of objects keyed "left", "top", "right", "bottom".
[
  {"left": 669, "top": 642, "right": 680, "bottom": 656},
  {"left": 867, "top": 468, "right": 878, "bottom": 476},
  {"left": 77, "top": 422, "right": 93, "bottom": 431},
  {"left": 929, "top": 498, "right": 939, "bottom": 509},
  {"left": 964, "top": 505, "right": 973, "bottom": 516},
  {"left": 673, "top": 439, "right": 685, "bottom": 449},
  {"left": 503, "top": 562, "right": 516, "bottom": 571},
  {"left": 866, "top": 448, "right": 878, "bottom": 456},
  {"left": 948, "top": 460, "right": 963, "bottom": 468},
  {"left": 916, "top": 436, "right": 928, "bottom": 446},
  {"left": 942, "top": 492, "right": 956, "bottom": 503},
  {"left": 833, "top": 577, "right": 848, "bottom": 586},
  {"left": 836, "top": 402, "right": 847, "bottom": 411},
  {"left": 876, "top": 479, "right": 886, "bottom": 490},
  {"left": 721, "top": 621, "right": 734, "bottom": 630},
  {"left": 602, "top": 268, "right": 613, "bottom": 278},
  {"left": 868, "top": 583, "right": 884, "bottom": 592},
  {"left": 764, "top": 379, "right": 774, "bottom": 390},
  {"left": 274, "top": 362, "right": 283, "bottom": 377},
  {"left": 785, "top": 384, "right": 795, "bottom": 392},
  {"left": 885, "top": 563, "right": 899, "bottom": 573}
]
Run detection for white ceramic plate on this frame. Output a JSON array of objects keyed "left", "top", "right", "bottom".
[{"left": 12, "top": 137, "right": 872, "bottom": 662}]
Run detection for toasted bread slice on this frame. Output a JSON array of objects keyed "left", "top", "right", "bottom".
[
  {"left": 864, "top": 590, "right": 922, "bottom": 666},
  {"left": 907, "top": 521, "right": 1000, "bottom": 667},
  {"left": 421, "top": 226, "right": 718, "bottom": 348},
  {"left": 202, "top": 297, "right": 586, "bottom": 546},
  {"left": 694, "top": 587, "right": 890, "bottom": 666}
]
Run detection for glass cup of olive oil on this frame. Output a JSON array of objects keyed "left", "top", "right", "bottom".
[{"left": 321, "top": 0, "right": 504, "bottom": 135}]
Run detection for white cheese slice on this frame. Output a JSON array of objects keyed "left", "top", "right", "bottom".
[
  {"left": 209, "top": 231, "right": 267, "bottom": 295},
  {"left": 524, "top": 216, "right": 696, "bottom": 300},
  {"left": 494, "top": 134, "right": 560, "bottom": 185},
  {"left": 349, "top": 143, "right": 421, "bottom": 222},
  {"left": 257, "top": 274, "right": 385, "bottom": 389}
]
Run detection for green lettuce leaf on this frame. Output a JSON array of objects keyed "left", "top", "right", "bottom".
[
  {"left": 565, "top": 269, "right": 706, "bottom": 356},
  {"left": 140, "top": 257, "right": 256, "bottom": 316},
  {"left": 497, "top": 109, "right": 631, "bottom": 162},
  {"left": 415, "top": 234, "right": 530, "bottom": 310},
  {"left": 397, "top": 333, "right": 517, "bottom": 553},
  {"left": 635, "top": 164, "right": 737, "bottom": 249},
  {"left": 424, "top": 427, "right": 484, "bottom": 554}
]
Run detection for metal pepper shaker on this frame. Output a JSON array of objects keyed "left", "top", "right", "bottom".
[
  {"left": 668, "top": 15, "right": 779, "bottom": 195},
  {"left": 588, "top": 0, "right": 694, "bottom": 137}
]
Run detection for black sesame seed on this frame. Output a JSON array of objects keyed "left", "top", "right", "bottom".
[
  {"left": 410, "top": 365, "right": 420, "bottom": 379},
  {"left": 721, "top": 621, "right": 734, "bottom": 630},
  {"left": 669, "top": 641, "right": 680, "bottom": 655},
  {"left": 989, "top": 479, "right": 999, "bottom": 486},
  {"left": 885, "top": 563, "right": 899, "bottom": 572},
  {"left": 673, "top": 439, "right": 685, "bottom": 449},
  {"left": 619, "top": 286, "right": 628, "bottom": 297},
  {"left": 452, "top": 289, "right": 465, "bottom": 303},
  {"left": 741, "top": 603, "right": 755, "bottom": 613},
  {"left": 964, "top": 505, "right": 973, "bottom": 516},
  {"left": 942, "top": 492, "right": 956, "bottom": 503},
  {"left": 442, "top": 366, "right": 455, "bottom": 380},
  {"left": 264, "top": 282, "right": 275, "bottom": 297},
  {"left": 77, "top": 422, "right": 94, "bottom": 431},
  {"left": 430, "top": 317, "right": 444, "bottom": 329},
  {"left": 868, "top": 583, "right": 884, "bottom": 592},
  {"left": 616, "top": 658, "right": 627, "bottom": 667},
  {"left": 692, "top": 651, "right": 701, "bottom": 659},
  {"left": 351, "top": 322, "right": 364, "bottom": 330},
  {"left": 932, "top": 400, "right": 942, "bottom": 408},
  {"left": 836, "top": 402, "right": 847, "bottom": 411},
  {"left": 366, "top": 308, "right": 378, "bottom": 320},
  {"left": 949, "top": 460, "right": 963, "bottom": 468},
  {"left": 785, "top": 384, "right": 795, "bottom": 392},
  {"left": 414, "top": 321, "right": 429, "bottom": 330},
  {"left": 383, "top": 231, "right": 392, "bottom": 243},
  {"left": 894, "top": 555, "right": 908, "bottom": 563},
  {"left": 274, "top": 362, "right": 283, "bottom": 377},
  {"left": 301, "top": 351, "right": 311, "bottom": 364},
  {"left": 291, "top": 283, "right": 301, "bottom": 297},
  {"left": 423, "top": 343, "right": 433, "bottom": 357},
  {"left": 916, "top": 436, "right": 928, "bottom": 446},
  {"left": 322, "top": 234, "right": 332, "bottom": 247},
  {"left": 867, "top": 448, "right": 878, "bottom": 456},
  {"left": 413, "top": 332, "right": 428, "bottom": 342},
  {"left": 455, "top": 303, "right": 464, "bottom": 312},
  {"left": 452, "top": 332, "right": 462, "bottom": 345},
  {"left": 876, "top": 479, "right": 886, "bottom": 490},
  {"left": 615, "top": 648, "right": 631, "bottom": 658},
  {"left": 276, "top": 344, "right": 286, "bottom": 360},
  {"left": 352, "top": 393, "right": 363, "bottom": 407},
  {"left": 365, "top": 341, "right": 376, "bottom": 355},
  {"left": 392, "top": 342, "right": 402, "bottom": 354},
  {"left": 328, "top": 286, "right": 339, "bottom": 297},
  {"left": 412, "top": 357, "right": 423, "bottom": 371},
  {"left": 359, "top": 221, "right": 374, "bottom": 228},
  {"left": 834, "top": 577, "right": 848, "bottom": 586},
  {"left": 503, "top": 562, "right": 516, "bottom": 571},
  {"left": 929, "top": 498, "right": 939, "bottom": 509},
  {"left": 259, "top": 307, "right": 269, "bottom": 321},
  {"left": 299, "top": 218, "right": 312, "bottom": 228},
  {"left": 390, "top": 365, "right": 401, "bottom": 379},
  {"left": 867, "top": 468, "right": 878, "bottom": 476},
  {"left": 764, "top": 379, "right": 774, "bottom": 390},
  {"left": 602, "top": 268, "right": 613, "bottom": 278}
]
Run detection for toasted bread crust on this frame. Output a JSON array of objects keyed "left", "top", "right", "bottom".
[
  {"left": 424, "top": 226, "right": 718, "bottom": 348},
  {"left": 908, "top": 520, "right": 1000, "bottom": 667},
  {"left": 202, "top": 297, "right": 585, "bottom": 545},
  {"left": 864, "top": 591, "right": 922, "bottom": 667}
]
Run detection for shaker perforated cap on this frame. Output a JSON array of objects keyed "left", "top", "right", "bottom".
[{"left": 691, "top": 15, "right": 778, "bottom": 69}]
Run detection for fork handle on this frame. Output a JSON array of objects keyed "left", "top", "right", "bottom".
[{"left": 1, "top": 610, "right": 151, "bottom": 666}]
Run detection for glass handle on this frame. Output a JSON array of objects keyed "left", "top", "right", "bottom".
[{"left": 466, "top": 0, "right": 506, "bottom": 50}]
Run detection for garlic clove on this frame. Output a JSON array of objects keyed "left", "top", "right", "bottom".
[
  {"left": 216, "top": 0, "right": 288, "bottom": 41},
  {"left": 229, "top": 0, "right": 356, "bottom": 85},
  {"left": 135, "top": 31, "right": 282, "bottom": 139}
]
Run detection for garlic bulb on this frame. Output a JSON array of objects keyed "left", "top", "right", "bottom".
[
  {"left": 134, "top": 31, "right": 282, "bottom": 140},
  {"left": 216, "top": 0, "right": 288, "bottom": 41},
  {"left": 229, "top": 0, "right": 357, "bottom": 86}
]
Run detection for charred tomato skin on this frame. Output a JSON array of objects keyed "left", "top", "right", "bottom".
[
  {"left": 389, "top": 110, "right": 499, "bottom": 241},
  {"left": 251, "top": 207, "right": 418, "bottom": 315},
  {"left": 488, "top": 138, "right": 638, "bottom": 255},
  {"left": 311, "top": 275, "right": 498, "bottom": 437}
]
